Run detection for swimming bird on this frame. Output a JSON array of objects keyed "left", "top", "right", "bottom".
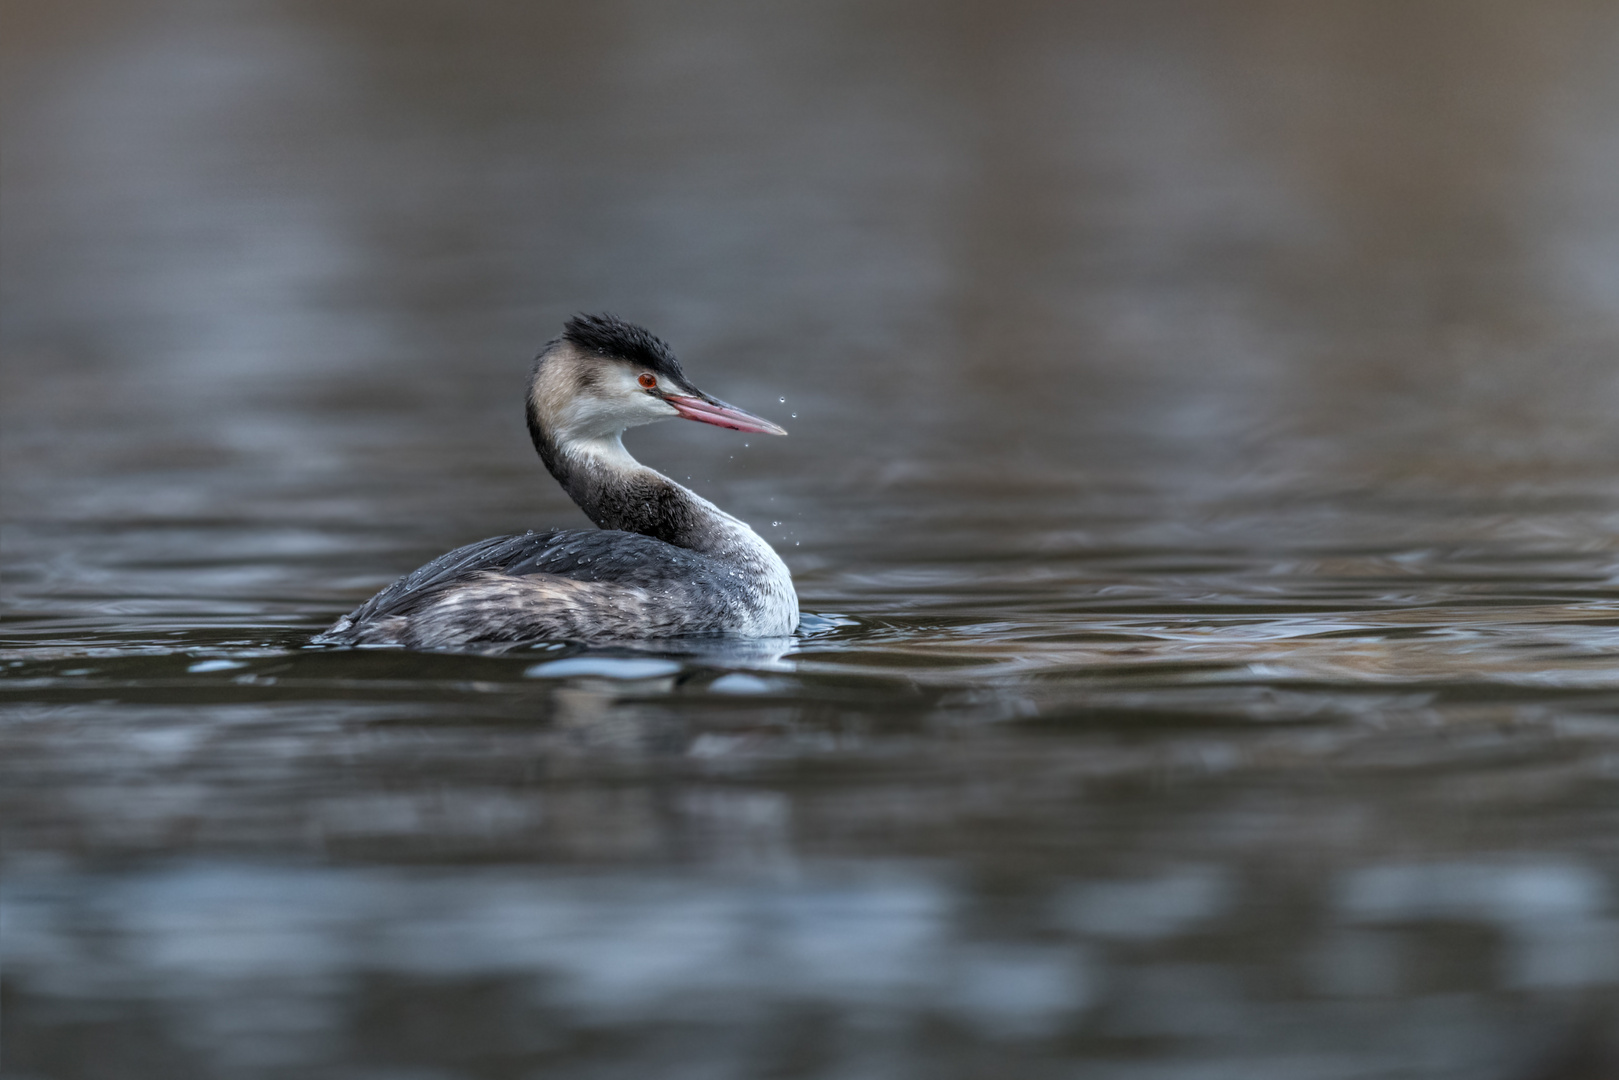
[{"left": 315, "top": 314, "right": 797, "bottom": 650}]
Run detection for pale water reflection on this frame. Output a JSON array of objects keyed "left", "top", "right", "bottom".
[
  {"left": 6, "top": 857, "right": 1613, "bottom": 1077},
  {"left": 4, "top": 0, "right": 1619, "bottom": 1077}
]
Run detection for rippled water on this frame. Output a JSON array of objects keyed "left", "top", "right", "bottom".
[{"left": 5, "top": 2, "right": 1619, "bottom": 1077}]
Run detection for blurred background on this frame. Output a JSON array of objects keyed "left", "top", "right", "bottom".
[{"left": 3, "top": 1, "right": 1618, "bottom": 1077}]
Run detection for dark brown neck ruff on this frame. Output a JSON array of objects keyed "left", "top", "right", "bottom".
[{"left": 526, "top": 400, "right": 732, "bottom": 554}]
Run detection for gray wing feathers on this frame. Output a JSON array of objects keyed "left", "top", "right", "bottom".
[{"left": 316, "top": 530, "right": 727, "bottom": 648}]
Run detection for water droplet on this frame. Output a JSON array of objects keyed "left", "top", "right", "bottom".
[
  {"left": 790, "top": 412, "right": 797, "bottom": 418},
  {"left": 772, "top": 521, "right": 781, "bottom": 527},
  {"left": 778, "top": 396, "right": 786, "bottom": 403}
]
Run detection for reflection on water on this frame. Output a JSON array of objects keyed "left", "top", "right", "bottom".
[
  {"left": 9, "top": 858, "right": 1609, "bottom": 1076},
  {"left": 3, "top": 0, "right": 1619, "bottom": 1077}
]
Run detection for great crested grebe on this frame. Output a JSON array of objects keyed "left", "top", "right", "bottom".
[{"left": 315, "top": 314, "right": 798, "bottom": 649}]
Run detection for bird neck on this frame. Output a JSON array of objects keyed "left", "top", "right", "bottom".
[{"left": 528, "top": 419, "right": 743, "bottom": 555}]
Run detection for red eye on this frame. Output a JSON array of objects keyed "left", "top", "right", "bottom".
[{"left": 638, "top": 373, "right": 657, "bottom": 389}]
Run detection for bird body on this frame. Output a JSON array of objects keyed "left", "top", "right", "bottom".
[{"left": 316, "top": 314, "right": 797, "bottom": 650}]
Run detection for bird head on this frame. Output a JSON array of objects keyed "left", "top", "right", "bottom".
[{"left": 528, "top": 313, "right": 786, "bottom": 447}]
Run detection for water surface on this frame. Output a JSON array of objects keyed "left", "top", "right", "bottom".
[{"left": 4, "top": 2, "right": 1619, "bottom": 1077}]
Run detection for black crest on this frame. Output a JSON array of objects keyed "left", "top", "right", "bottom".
[{"left": 561, "top": 313, "right": 685, "bottom": 379}]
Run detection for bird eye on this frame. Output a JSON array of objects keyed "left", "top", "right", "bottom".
[{"left": 638, "top": 373, "right": 658, "bottom": 389}]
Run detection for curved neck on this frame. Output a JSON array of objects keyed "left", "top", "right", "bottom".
[{"left": 527, "top": 411, "right": 739, "bottom": 554}]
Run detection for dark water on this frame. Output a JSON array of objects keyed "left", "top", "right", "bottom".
[{"left": 5, "top": 2, "right": 1619, "bottom": 1077}]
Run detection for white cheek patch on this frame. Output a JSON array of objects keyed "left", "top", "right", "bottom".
[{"left": 544, "top": 360, "right": 679, "bottom": 443}]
